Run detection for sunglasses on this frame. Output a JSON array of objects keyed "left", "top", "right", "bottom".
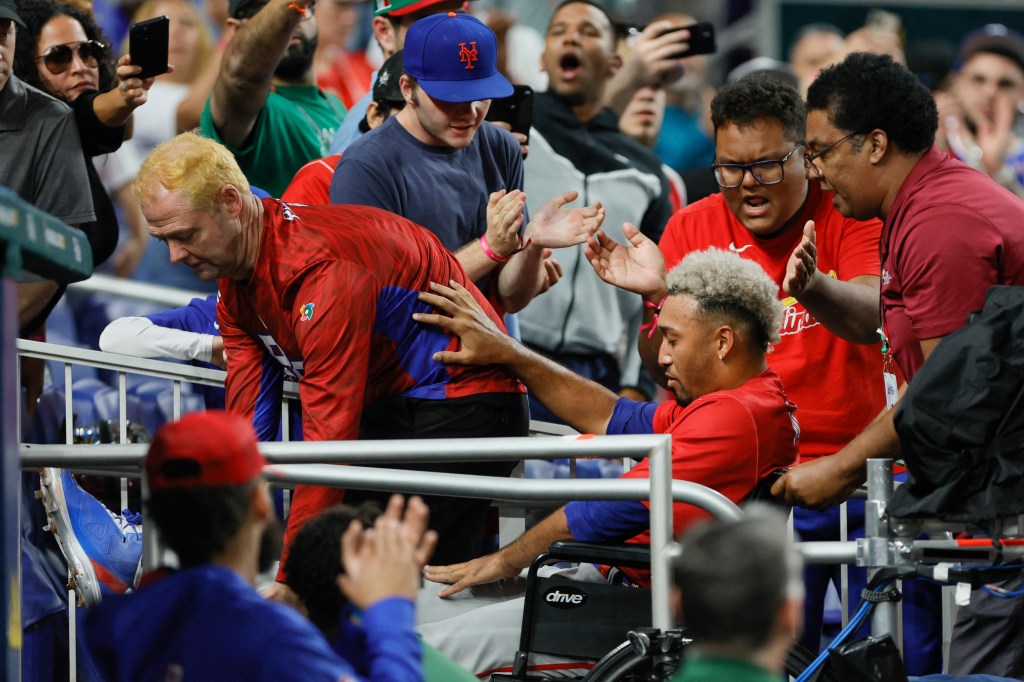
[{"left": 34, "top": 40, "right": 108, "bottom": 75}]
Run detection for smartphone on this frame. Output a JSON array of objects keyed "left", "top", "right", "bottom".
[
  {"left": 129, "top": 15, "right": 170, "bottom": 80},
  {"left": 664, "top": 21, "right": 717, "bottom": 59},
  {"left": 486, "top": 85, "right": 534, "bottom": 143}
]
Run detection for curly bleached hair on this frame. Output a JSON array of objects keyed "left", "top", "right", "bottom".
[{"left": 666, "top": 248, "right": 782, "bottom": 351}]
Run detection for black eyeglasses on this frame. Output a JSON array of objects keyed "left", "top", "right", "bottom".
[
  {"left": 712, "top": 143, "right": 804, "bottom": 189},
  {"left": 34, "top": 40, "right": 108, "bottom": 75},
  {"left": 804, "top": 131, "right": 866, "bottom": 176}
]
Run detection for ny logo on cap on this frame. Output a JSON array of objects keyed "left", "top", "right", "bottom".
[{"left": 459, "top": 41, "right": 478, "bottom": 70}]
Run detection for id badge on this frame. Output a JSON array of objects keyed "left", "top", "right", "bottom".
[{"left": 883, "top": 370, "right": 899, "bottom": 409}]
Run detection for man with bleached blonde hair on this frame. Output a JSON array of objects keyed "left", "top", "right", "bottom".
[{"left": 134, "top": 131, "right": 573, "bottom": 597}]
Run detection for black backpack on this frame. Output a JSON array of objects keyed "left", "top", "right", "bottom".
[{"left": 889, "top": 286, "right": 1024, "bottom": 522}]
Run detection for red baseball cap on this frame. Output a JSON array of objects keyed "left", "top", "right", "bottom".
[
  {"left": 146, "top": 411, "right": 266, "bottom": 491},
  {"left": 374, "top": 0, "right": 461, "bottom": 17}
]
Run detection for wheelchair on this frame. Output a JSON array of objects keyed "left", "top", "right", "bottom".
[{"left": 489, "top": 469, "right": 834, "bottom": 682}]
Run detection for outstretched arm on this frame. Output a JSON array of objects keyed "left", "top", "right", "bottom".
[
  {"left": 783, "top": 220, "right": 881, "bottom": 344},
  {"left": 413, "top": 281, "right": 618, "bottom": 434},
  {"left": 423, "top": 507, "right": 572, "bottom": 598},
  {"left": 603, "top": 21, "right": 692, "bottom": 116},
  {"left": 92, "top": 55, "right": 157, "bottom": 129},
  {"left": 772, "top": 397, "right": 900, "bottom": 509},
  {"left": 208, "top": 0, "right": 311, "bottom": 147}
]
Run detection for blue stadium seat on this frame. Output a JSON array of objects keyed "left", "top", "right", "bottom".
[
  {"left": 129, "top": 379, "right": 175, "bottom": 436},
  {"left": 70, "top": 378, "right": 110, "bottom": 426},
  {"left": 156, "top": 390, "right": 205, "bottom": 425},
  {"left": 91, "top": 388, "right": 143, "bottom": 427}
]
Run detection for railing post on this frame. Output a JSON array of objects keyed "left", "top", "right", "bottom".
[
  {"left": 866, "top": 458, "right": 898, "bottom": 643},
  {"left": 649, "top": 435, "right": 673, "bottom": 631}
]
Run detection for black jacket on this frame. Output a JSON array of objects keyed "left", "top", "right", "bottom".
[{"left": 890, "top": 286, "right": 1024, "bottom": 522}]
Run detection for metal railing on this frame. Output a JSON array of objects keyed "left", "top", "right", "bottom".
[{"left": 30, "top": 339, "right": 1016, "bottom": 678}]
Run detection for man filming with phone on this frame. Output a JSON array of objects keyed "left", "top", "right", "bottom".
[{"left": 200, "top": 0, "right": 345, "bottom": 196}]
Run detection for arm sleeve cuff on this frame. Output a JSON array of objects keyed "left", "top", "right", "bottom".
[
  {"left": 606, "top": 397, "right": 658, "bottom": 435},
  {"left": 565, "top": 500, "right": 650, "bottom": 542}
]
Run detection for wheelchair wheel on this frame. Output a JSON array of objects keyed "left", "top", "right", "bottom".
[
  {"left": 579, "top": 633, "right": 839, "bottom": 682},
  {"left": 580, "top": 630, "right": 688, "bottom": 682}
]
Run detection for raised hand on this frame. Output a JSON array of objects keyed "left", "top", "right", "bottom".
[
  {"left": 976, "top": 90, "right": 1016, "bottom": 175},
  {"left": 583, "top": 223, "right": 666, "bottom": 299},
  {"left": 413, "top": 281, "right": 517, "bottom": 366},
  {"left": 115, "top": 54, "right": 161, "bottom": 108},
  {"left": 525, "top": 191, "right": 605, "bottom": 249},
  {"left": 337, "top": 495, "right": 437, "bottom": 610},
  {"left": 622, "top": 21, "right": 690, "bottom": 88},
  {"left": 782, "top": 220, "right": 818, "bottom": 297}
]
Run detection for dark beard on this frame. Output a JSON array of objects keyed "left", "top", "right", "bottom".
[
  {"left": 258, "top": 518, "right": 284, "bottom": 574},
  {"left": 274, "top": 33, "right": 317, "bottom": 82}
]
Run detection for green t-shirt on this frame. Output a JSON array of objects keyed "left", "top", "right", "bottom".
[
  {"left": 421, "top": 641, "right": 477, "bottom": 682},
  {"left": 670, "top": 656, "right": 782, "bottom": 682},
  {"left": 201, "top": 85, "right": 345, "bottom": 197}
]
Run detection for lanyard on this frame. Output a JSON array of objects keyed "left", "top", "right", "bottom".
[{"left": 878, "top": 327, "right": 899, "bottom": 409}]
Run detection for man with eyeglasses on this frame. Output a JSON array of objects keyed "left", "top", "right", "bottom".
[
  {"left": 774, "top": 52, "right": 1024, "bottom": 678},
  {"left": 200, "top": 0, "right": 346, "bottom": 197},
  {"left": 648, "top": 73, "right": 940, "bottom": 674}
]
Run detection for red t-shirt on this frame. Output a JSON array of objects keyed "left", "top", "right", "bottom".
[
  {"left": 881, "top": 146, "right": 1024, "bottom": 380},
  {"left": 317, "top": 51, "right": 373, "bottom": 110},
  {"left": 659, "top": 184, "right": 886, "bottom": 461},
  {"left": 281, "top": 154, "right": 341, "bottom": 205},
  {"left": 623, "top": 369, "right": 799, "bottom": 545}
]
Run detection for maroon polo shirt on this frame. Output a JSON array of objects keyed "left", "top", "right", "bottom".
[{"left": 880, "top": 145, "right": 1024, "bottom": 380}]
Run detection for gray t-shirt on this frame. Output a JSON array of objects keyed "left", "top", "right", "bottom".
[{"left": 0, "top": 75, "right": 95, "bottom": 225}]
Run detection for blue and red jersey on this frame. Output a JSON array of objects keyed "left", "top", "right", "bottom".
[{"left": 219, "top": 199, "right": 524, "bottom": 443}]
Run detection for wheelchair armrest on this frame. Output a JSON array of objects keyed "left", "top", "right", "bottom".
[
  {"left": 544, "top": 541, "right": 652, "bottom": 570},
  {"left": 745, "top": 468, "right": 791, "bottom": 511}
]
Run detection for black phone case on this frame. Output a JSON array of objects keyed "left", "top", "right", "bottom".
[
  {"left": 129, "top": 15, "right": 170, "bottom": 80},
  {"left": 486, "top": 85, "right": 534, "bottom": 143},
  {"left": 671, "top": 22, "right": 716, "bottom": 59}
]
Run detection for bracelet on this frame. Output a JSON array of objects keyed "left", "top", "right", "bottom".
[
  {"left": 479, "top": 235, "right": 510, "bottom": 263},
  {"left": 639, "top": 294, "right": 667, "bottom": 339},
  {"left": 287, "top": 1, "right": 310, "bottom": 18}
]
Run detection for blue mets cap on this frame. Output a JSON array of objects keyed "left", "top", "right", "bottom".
[{"left": 403, "top": 12, "right": 513, "bottom": 103}]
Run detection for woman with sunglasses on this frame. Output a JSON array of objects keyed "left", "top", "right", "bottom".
[{"left": 13, "top": 0, "right": 156, "bottom": 268}]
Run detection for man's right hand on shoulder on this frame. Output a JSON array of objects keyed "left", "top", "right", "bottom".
[{"left": 413, "top": 281, "right": 518, "bottom": 367}]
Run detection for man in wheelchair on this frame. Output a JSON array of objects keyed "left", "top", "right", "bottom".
[{"left": 413, "top": 247, "right": 799, "bottom": 677}]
